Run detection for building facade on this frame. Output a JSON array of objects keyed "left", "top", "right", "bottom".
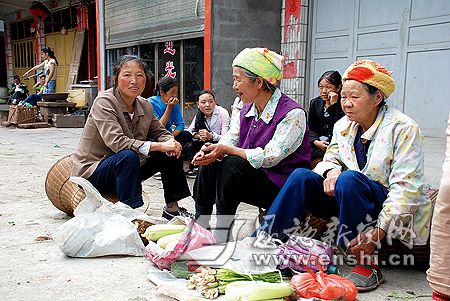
[{"left": 1, "top": 0, "right": 97, "bottom": 94}]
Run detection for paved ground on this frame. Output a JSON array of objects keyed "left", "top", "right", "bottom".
[{"left": 0, "top": 126, "right": 445, "bottom": 300}]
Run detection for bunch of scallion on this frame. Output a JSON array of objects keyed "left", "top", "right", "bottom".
[{"left": 186, "top": 266, "right": 283, "bottom": 299}]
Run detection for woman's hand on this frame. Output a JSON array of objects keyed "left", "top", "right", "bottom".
[
  {"left": 314, "top": 140, "right": 329, "bottom": 152},
  {"left": 166, "top": 97, "right": 179, "bottom": 110},
  {"left": 192, "top": 143, "right": 226, "bottom": 166},
  {"left": 329, "top": 91, "right": 339, "bottom": 105},
  {"left": 323, "top": 168, "right": 341, "bottom": 196},
  {"left": 348, "top": 227, "right": 386, "bottom": 255},
  {"left": 154, "top": 139, "right": 182, "bottom": 158},
  {"left": 198, "top": 129, "right": 213, "bottom": 142}
]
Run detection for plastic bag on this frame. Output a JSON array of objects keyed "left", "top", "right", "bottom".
[
  {"left": 277, "top": 235, "right": 333, "bottom": 273},
  {"left": 290, "top": 267, "right": 357, "bottom": 301},
  {"left": 52, "top": 177, "right": 159, "bottom": 257},
  {"left": 145, "top": 217, "right": 216, "bottom": 270}
]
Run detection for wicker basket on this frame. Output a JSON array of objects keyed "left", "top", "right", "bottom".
[
  {"left": 45, "top": 154, "right": 118, "bottom": 215},
  {"left": 45, "top": 155, "right": 86, "bottom": 215},
  {"left": 8, "top": 105, "right": 37, "bottom": 124}
]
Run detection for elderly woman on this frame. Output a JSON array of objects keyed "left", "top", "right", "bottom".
[
  {"left": 428, "top": 113, "right": 450, "bottom": 301},
  {"left": 256, "top": 60, "right": 432, "bottom": 291},
  {"left": 72, "top": 55, "right": 191, "bottom": 220},
  {"left": 192, "top": 48, "right": 311, "bottom": 232}
]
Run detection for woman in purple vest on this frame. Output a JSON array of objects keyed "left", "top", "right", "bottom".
[{"left": 191, "top": 48, "right": 311, "bottom": 239}]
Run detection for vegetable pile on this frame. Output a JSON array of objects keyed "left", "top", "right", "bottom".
[{"left": 186, "top": 266, "right": 284, "bottom": 299}]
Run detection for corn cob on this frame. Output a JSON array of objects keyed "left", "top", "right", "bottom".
[
  {"left": 157, "top": 232, "right": 184, "bottom": 249},
  {"left": 225, "top": 281, "right": 294, "bottom": 301},
  {"left": 142, "top": 224, "right": 185, "bottom": 241}
]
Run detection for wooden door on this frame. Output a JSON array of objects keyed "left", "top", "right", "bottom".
[{"left": 11, "top": 39, "right": 35, "bottom": 91}]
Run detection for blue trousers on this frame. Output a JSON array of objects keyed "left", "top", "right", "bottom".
[
  {"left": 22, "top": 94, "right": 42, "bottom": 106},
  {"left": 256, "top": 168, "right": 388, "bottom": 246},
  {"left": 44, "top": 80, "right": 56, "bottom": 93},
  {"left": 88, "top": 150, "right": 191, "bottom": 208}
]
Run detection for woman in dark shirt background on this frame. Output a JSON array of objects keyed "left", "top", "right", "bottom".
[{"left": 308, "top": 70, "right": 345, "bottom": 167}]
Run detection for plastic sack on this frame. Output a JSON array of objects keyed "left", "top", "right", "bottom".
[
  {"left": 53, "top": 177, "right": 159, "bottom": 257},
  {"left": 290, "top": 267, "right": 357, "bottom": 301},
  {"left": 145, "top": 217, "right": 216, "bottom": 270},
  {"left": 277, "top": 235, "right": 333, "bottom": 273}
]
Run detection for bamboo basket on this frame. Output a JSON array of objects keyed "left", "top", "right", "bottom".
[{"left": 45, "top": 154, "right": 118, "bottom": 215}]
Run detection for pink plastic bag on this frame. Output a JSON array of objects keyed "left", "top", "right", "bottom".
[{"left": 145, "top": 217, "right": 215, "bottom": 270}]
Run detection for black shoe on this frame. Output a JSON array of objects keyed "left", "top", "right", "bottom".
[
  {"left": 185, "top": 169, "right": 198, "bottom": 179},
  {"left": 162, "top": 206, "right": 194, "bottom": 221}
]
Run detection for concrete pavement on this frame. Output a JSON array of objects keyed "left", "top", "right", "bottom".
[{"left": 0, "top": 126, "right": 445, "bottom": 300}]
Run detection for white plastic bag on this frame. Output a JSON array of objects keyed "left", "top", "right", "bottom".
[{"left": 52, "top": 177, "right": 159, "bottom": 257}]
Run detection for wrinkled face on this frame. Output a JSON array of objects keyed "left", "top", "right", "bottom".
[
  {"left": 116, "top": 60, "right": 146, "bottom": 101},
  {"left": 319, "top": 78, "right": 340, "bottom": 102},
  {"left": 232, "top": 67, "right": 259, "bottom": 104},
  {"left": 160, "top": 85, "right": 178, "bottom": 103},
  {"left": 197, "top": 93, "right": 216, "bottom": 117},
  {"left": 340, "top": 80, "right": 381, "bottom": 126}
]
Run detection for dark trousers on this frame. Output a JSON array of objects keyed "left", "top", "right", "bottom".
[
  {"left": 175, "top": 130, "right": 194, "bottom": 161},
  {"left": 256, "top": 168, "right": 388, "bottom": 246},
  {"left": 193, "top": 155, "right": 280, "bottom": 218},
  {"left": 88, "top": 149, "right": 191, "bottom": 208}
]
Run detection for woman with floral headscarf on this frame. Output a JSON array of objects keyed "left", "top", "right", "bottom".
[
  {"left": 255, "top": 59, "right": 432, "bottom": 292},
  {"left": 191, "top": 48, "right": 311, "bottom": 238}
]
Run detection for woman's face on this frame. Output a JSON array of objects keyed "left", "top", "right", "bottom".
[
  {"left": 160, "top": 85, "right": 178, "bottom": 103},
  {"left": 340, "top": 80, "right": 382, "bottom": 127},
  {"left": 319, "top": 78, "right": 340, "bottom": 102},
  {"left": 116, "top": 60, "right": 146, "bottom": 101},
  {"left": 232, "top": 67, "right": 259, "bottom": 104},
  {"left": 197, "top": 93, "right": 216, "bottom": 117},
  {"left": 41, "top": 52, "right": 49, "bottom": 60}
]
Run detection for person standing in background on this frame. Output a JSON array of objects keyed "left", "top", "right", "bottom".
[{"left": 23, "top": 47, "right": 59, "bottom": 93}]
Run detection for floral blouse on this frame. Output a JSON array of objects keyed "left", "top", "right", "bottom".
[{"left": 314, "top": 105, "right": 432, "bottom": 246}]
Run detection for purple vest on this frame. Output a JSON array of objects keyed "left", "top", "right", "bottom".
[{"left": 238, "top": 93, "right": 311, "bottom": 188}]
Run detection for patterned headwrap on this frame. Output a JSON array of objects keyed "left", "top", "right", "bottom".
[
  {"left": 232, "top": 48, "right": 284, "bottom": 85},
  {"left": 343, "top": 59, "right": 396, "bottom": 98}
]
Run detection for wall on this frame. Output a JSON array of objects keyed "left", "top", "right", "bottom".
[
  {"left": 309, "top": 0, "right": 450, "bottom": 135},
  {"left": 210, "top": 0, "right": 282, "bottom": 111},
  {"left": 105, "top": 0, "right": 205, "bottom": 49}
]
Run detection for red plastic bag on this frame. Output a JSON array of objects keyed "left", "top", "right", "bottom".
[{"left": 290, "top": 267, "right": 357, "bottom": 301}]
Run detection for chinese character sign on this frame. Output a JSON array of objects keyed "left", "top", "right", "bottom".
[{"left": 161, "top": 41, "right": 179, "bottom": 79}]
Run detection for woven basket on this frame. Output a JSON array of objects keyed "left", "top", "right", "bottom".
[
  {"left": 45, "top": 154, "right": 86, "bottom": 215},
  {"left": 45, "top": 154, "right": 118, "bottom": 215}
]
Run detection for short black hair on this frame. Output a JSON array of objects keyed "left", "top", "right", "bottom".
[{"left": 112, "top": 55, "right": 149, "bottom": 88}]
